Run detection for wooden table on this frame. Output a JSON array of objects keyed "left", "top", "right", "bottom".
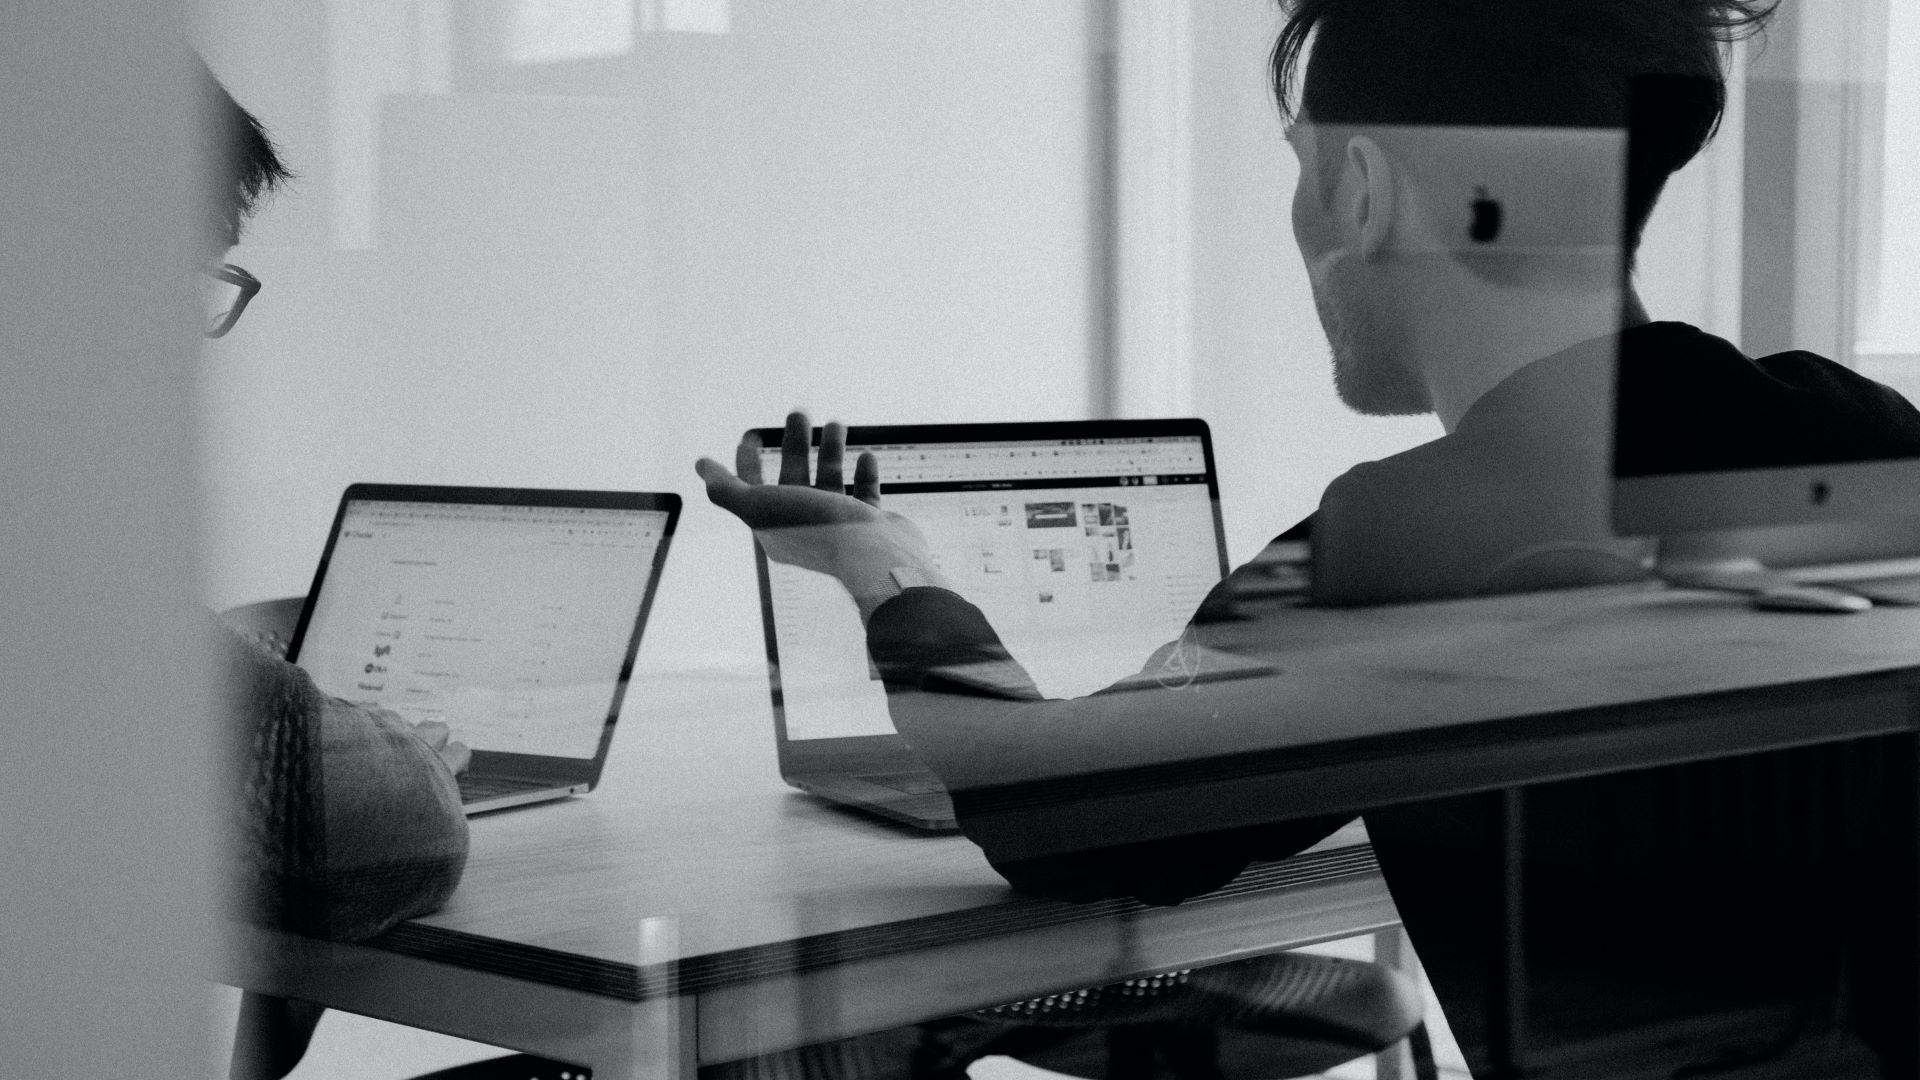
[
  {"left": 223, "top": 581, "right": 1920, "bottom": 1078},
  {"left": 222, "top": 653, "right": 1399, "bottom": 1078}
]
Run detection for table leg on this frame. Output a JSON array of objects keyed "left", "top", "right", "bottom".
[
  {"left": 1487, "top": 787, "right": 1527, "bottom": 1080},
  {"left": 1865, "top": 724, "right": 1920, "bottom": 1080},
  {"left": 590, "top": 996, "right": 696, "bottom": 1080},
  {"left": 1375, "top": 926, "right": 1414, "bottom": 1080},
  {"left": 1895, "top": 727, "right": 1920, "bottom": 1080}
]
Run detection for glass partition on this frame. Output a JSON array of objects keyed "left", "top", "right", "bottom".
[{"left": 201, "top": 4, "right": 1914, "bottom": 1080}]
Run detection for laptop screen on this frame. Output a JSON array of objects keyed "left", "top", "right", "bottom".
[
  {"left": 294, "top": 497, "right": 673, "bottom": 761},
  {"left": 761, "top": 429, "right": 1225, "bottom": 741}
]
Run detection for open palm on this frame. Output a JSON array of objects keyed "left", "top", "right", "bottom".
[{"left": 695, "top": 412, "right": 932, "bottom": 584}]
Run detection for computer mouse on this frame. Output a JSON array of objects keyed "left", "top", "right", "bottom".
[{"left": 1750, "top": 585, "right": 1873, "bottom": 613}]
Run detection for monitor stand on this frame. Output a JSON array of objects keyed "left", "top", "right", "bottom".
[{"left": 1650, "top": 524, "right": 1920, "bottom": 613}]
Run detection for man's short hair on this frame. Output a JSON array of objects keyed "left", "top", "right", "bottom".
[
  {"left": 196, "top": 56, "right": 291, "bottom": 247},
  {"left": 1270, "top": 0, "right": 1777, "bottom": 251}
]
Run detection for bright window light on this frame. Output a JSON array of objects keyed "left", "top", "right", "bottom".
[
  {"left": 1864, "top": 0, "right": 1919, "bottom": 357},
  {"left": 507, "top": 0, "right": 635, "bottom": 65},
  {"left": 659, "top": 0, "right": 731, "bottom": 35}
]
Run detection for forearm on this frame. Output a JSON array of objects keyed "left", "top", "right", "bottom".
[
  {"left": 314, "top": 697, "right": 469, "bottom": 940},
  {"left": 222, "top": 622, "right": 469, "bottom": 942},
  {"left": 222, "top": 630, "right": 469, "bottom": 1080},
  {"left": 866, "top": 587, "right": 1347, "bottom": 905}
]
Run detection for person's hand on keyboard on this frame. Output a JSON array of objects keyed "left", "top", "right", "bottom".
[{"left": 387, "top": 714, "right": 471, "bottom": 776}]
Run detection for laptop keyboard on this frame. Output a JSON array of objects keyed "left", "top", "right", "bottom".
[
  {"left": 862, "top": 771, "right": 947, "bottom": 796},
  {"left": 457, "top": 775, "right": 551, "bottom": 803}
]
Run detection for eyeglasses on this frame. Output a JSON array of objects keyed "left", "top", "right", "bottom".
[{"left": 201, "top": 262, "right": 261, "bottom": 338}]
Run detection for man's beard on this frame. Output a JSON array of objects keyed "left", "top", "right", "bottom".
[{"left": 1310, "top": 259, "right": 1430, "bottom": 416}]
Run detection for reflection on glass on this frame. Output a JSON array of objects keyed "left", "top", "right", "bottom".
[{"left": 203, "top": 2, "right": 1920, "bottom": 1079}]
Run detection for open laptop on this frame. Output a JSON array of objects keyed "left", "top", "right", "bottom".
[
  {"left": 285, "top": 484, "right": 680, "bottom": 814},
  {"left": 752, "top": 419, "right": 1245, "bottom": 830}
]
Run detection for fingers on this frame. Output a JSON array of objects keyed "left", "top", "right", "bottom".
[
  {"left": 853, "top": 450, "right": 882, "bottom": 506},
  {"left": 695, "top": 457, "right": 749, "bottom": 513},
  {"left": 816, "top": 421, "right": 846, "bottom": 493},
  {"left": 705, "top": 412, "right": 863, "bottom": 513},
  {"left": 412, "top": 720, "right": 451, "bottom": 750},
  {"left": 442, "top": 741, "right": 472, "bottom": 776},
  {"left": 778, "top": 411, "right": 812, "bottom": 486},
  {"left": 736, "top": 429, "right": 764, "bottom": 485}
]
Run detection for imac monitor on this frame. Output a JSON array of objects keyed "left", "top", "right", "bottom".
[{"left": 1611, "top": 76, "right": 1920, "bottom": 596}]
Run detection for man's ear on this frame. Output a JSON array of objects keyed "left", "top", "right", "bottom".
[{"left": 1344, "top": 135, "right": 1395, "bottom": 260}]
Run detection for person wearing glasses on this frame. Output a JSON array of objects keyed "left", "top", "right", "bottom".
[
  {"left": 196, "top": 58, "right": 474, "bottom": 1080},
  {"left": 202, "top": 261, "right": 259, "bottom": 340}
]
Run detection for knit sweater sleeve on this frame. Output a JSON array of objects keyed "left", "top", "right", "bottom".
[{"left": 218, "top": 619, "right": 469, "bottom": 942}]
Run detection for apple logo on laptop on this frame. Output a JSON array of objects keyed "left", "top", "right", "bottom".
[{"left": 1469, "top": 186, "right": 1502, "bottom": 243}]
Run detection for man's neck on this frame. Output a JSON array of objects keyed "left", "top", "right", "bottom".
[{"left": 1423, "top": 289, "right": 1652, "bottom": 433}]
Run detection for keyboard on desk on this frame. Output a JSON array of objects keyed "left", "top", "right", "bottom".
[
  {"left": 1830, "top": 574, "right": 1920, "bottom": 606},
  {"left": 860, "top": 771, "right": 947, "bottom": 796},
  {"left": 789, "top": 769, "right": 960, "bottom": 831},
  {"left": 457, "top": 774, "right": 554, "bottom": 804}
]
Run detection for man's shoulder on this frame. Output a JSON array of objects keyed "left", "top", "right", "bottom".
[
  {"left": 1308, "top": 335, "right": 1631, "bottom": 605},
  {"left": 1618, "top": 322, "right": 1920, "bottom": 474}
]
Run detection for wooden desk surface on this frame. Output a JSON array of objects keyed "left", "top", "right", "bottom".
[
  {"left": 906, "top": 581, "right": 1920, "bottom": 786},
  {"left": 916, "top": 582, "right": 1920, "bottom": 857},
  {"left": 419, "top": 610, "right": 1566, "bottom": 962},
  {"left": 227, "top": 581, "right": 1920, "bottom": 1072},
  {"left": 262, "top": 653, "right": 1394, "bottom": 1067},
  {"left": 399, "top": 579, "right": 1920, "bottom": 966},
  {"left": 420, "top": 663, "right": 1016, "bottom": 961}
]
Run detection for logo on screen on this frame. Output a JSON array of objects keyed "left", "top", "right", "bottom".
[{"left": 1470, "top": 187, "right": 1503, "bottom": 243}]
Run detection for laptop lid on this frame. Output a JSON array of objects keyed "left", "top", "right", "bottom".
[
  {"left": 287, "top": 484, "right": 680, "bottom": 791},
  {"left": 751, "top": 420, "right": 1228, "bottom": 781}
]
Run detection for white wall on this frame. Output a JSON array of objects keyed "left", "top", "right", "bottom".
[
  {"left": 212, "top": 0, "right": 1786, "bottom": 625},
  {"left": 1635, "top": 43, "right": 1748, "bottom": 344},
  {"left": 198, "top": 0, "right": 1814, "bottom": 639},
  {"left": 199, "top": 1, "right": 1101, "bottom": 669},
  {"left": 1861, "top": 0, "right": 1920, "bottom": 376},
  {"left": 1859, "top": 0, "right": 1920, "bottom": 404},
  {"left": 2, "top": 5, "right": 215, "bottom": 1077}
]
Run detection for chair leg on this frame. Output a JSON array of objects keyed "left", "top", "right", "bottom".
[
  {"left": 1374, "top": 925, "right": 1432, "bottom": 1080},
  {"left": 1157, "top": 1026, "right": 1226, "bottom": 1080},
  {"left": 1108, "top": 1025, "right": 1161, "bottom": 1080},
  {"left": 1408, "top": 1022, "right": 1439, "bottom": 1080}
]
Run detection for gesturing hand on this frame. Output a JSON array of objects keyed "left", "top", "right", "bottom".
[{"left": 696, "top": 411, "right": 946, "bottom": 613}]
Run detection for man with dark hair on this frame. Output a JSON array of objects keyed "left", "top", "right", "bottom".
[
  {"left": 1270, "top": 0, "right": 1772, "bottom": 254},
  {"left": 198, "top": 56, "right": 292, "bottom": 251},
  {"left": 1265, "top": 0, "right": 1918, "bottom": 603},
  {"left": 698, "top": 0, "right": 1920, "bottom": 1072},
  {"left": 197, "top": 57, "right": 474, "bottom": 1080}
]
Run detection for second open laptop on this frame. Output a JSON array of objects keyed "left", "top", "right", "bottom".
[
  {"left": 286, "top": 484, "right": 680, "bottom": 814},
  {"left": 752, "top": 419, "right": 1238, "bottom": 831}
]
